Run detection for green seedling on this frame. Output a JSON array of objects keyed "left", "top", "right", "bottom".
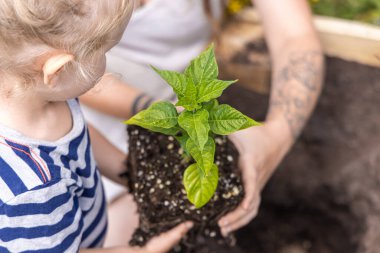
[{"left": 126, "top": 44, "right": 261, "bottom": 208}]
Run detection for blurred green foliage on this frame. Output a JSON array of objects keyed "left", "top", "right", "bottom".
[
  {"left": 310, "top": 0, "right": 380, "bottom": 25},
  {"left": 226, "top": 0, "right": 380, "bottom": 25},
  {"left": 226, "top": 0, "right": 251, "bottom": 15}
]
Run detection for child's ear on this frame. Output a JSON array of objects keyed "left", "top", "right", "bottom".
[{"left": 42, "top": 53, "right": 74, "bottom": 86}]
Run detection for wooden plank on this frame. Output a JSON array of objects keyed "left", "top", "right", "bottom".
[
  {"left": 216, "top": 19, "right": 271, "bottom": 94},
  {"left": 315, "top": 16, "right": 380, "bottom": 67},
  {"left": 231, "top": 8, "right": 380, "bottom": 67}
]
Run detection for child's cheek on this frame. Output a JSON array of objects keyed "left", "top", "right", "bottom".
[{"left": 91, "top": 56, "right": 107, "bottom": 87}]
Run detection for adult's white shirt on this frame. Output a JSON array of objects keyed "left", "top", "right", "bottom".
[{"left": 112, "top": 0, "right": 222, "bottom": 71}]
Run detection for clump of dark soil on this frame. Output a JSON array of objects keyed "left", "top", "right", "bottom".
[
  {"left": 126, "top": 125, "right": 245, "bottom": 253},
  {"left": 230, "top": 41, "right": 268, "bottom": 64},
  {"left": 219, "top": 56, "right": 380, "bottom": 253}
]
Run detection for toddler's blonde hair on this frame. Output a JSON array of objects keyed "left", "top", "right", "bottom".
[{"left": 0, "top": 0, "right": 134, "bottom": 84}]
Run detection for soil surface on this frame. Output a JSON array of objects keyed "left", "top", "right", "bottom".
[
  {"left": 219, "top": 56, "right": 380, "bottom": 253},
  {"left": 126, "top": 126, "right": 245, "bottom": 253}
]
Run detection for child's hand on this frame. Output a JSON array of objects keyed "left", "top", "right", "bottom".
[{"left": 136, "top": 221, "right": 193, "bottom": 253}]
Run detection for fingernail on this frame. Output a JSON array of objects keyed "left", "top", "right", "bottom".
[
  {"left": 185, "top": 222, "right": 193, "bottom": 229},
  {"left": 219, "top": 220, "right": 228, "bottom": 227},
  {"left": 222, "top": 227, "right": 230, "bottom": 237}
]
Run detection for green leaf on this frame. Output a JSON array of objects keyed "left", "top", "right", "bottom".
[
  {"left": 176, "top": 100, "right": 201, "bottom": 111},
  {"left": 125, "top": 101, "right": 178, "bottom": 134},
  {"left": 152, "top": 66, "right": 186, "bottom": 98},
  {"left": 176, "top": 77, "right": 200, "bottom": 111},
  {"left": 175, "top": 132, "right": 191, "bottom": 158},
  {"left": 146, "top": 126, "right": 180, "bottom": 136},
  {"left": 178, "top": 109, "right": 210, "bottom": 151},
  {"left": 202, "top": 99, "right": 219, "bottom": 112},
  {"left": 183, "top": 163, "right": 218, "bottom": 208},
  {"left": 209, "top": 104, "right": 251, "bottom": 135},
  {"left": 184, "top": 44, "right": 218, "bottom": 86},
  {"left": 197, "top": 79, "right": 236, "bottom": 104},
  {"left": 186, "top": 137, "right": 215, "bottom": 175},
  {"left": 240, "top": 116, "right": 262, "bottom": 130},
  {"left": 175, "top": 132, "right": 189, "bottom": 150}
]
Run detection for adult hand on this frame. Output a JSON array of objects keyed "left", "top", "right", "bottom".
[
  {"left": 218, "top": 120, "right": 292, "bottom": 236},
  {"left": 138, "top": 222, "right": 193, "bottom": 253},
  {"left": 80, "top": 222, "right": 193, "bottom": 253}
]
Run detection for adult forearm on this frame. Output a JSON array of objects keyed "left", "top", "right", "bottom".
[
  {"left": 253, "top": 0, "right": 325, "bottom": 144},
  {"left": 266, "top": 37, "right": 324, "bottom": 144},
  {"left": 80, "top": 74, "right": 143, "bottom": 119},
  {"left": 251, "top": 38, "right": 324, "bottom": 192}
]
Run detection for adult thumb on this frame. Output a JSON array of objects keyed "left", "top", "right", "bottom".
[{"left": 144, "top": 222, "right": 193, "bottom": 253}]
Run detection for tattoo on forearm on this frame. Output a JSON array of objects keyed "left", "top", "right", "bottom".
[{"left": 270, "top": 50, "right": 324, "bottom": 140}]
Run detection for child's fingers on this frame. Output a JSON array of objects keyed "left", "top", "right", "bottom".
[
  {"left": 144, "top": 222, "right": 193, "bottom": 253},
  {"left": 176, "top": 105, "right": 184, "bottom": 113}
]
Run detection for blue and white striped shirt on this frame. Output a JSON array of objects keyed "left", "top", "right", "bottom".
[{"left": 0, "top": 99, "right": 107, "bottom": 252}]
